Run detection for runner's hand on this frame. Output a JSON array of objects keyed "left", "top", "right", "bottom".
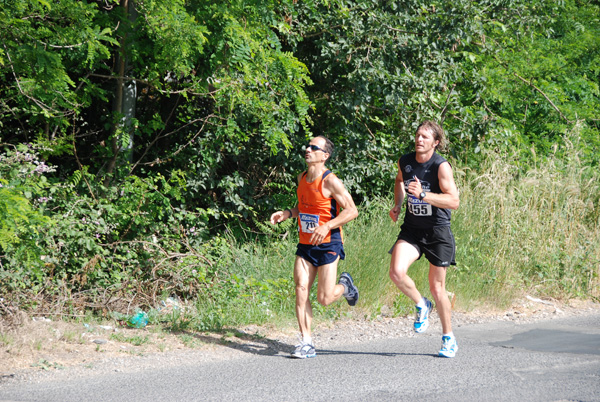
[
  {"left": 309, "top": 224, "right": 329, "bottom": 245},
  {"left": 408, "top": 176, "right": 423, "bottom": 197},
  {"left": 270, "top": 211, "right": 286, "bottom": 225},
  {"left": 389, "top": 205, "right": 402, "bottom": 222}
]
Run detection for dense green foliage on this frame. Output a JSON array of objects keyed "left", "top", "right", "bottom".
[{"left": 1, "top": 0, "right": 598, "bottom": 322}]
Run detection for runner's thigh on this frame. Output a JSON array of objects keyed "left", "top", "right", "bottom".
[{"left": 390, "top": 240, "right": 420, "bottom": 274}]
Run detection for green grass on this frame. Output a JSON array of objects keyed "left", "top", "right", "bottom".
[
  {"left": 450, "top": 149, "right": 600, "bottom": 308},
  {"left": 95, "top": 145, "right": 600, "bottom": 337},
  {"left": 197, "top": 146, "right": 600, "bottom": 329},
  {"left": 60, "top": 329, "right": 82, "bottom": 344},
  {"left": 110, "top": 332, "right": 150, "bottom": 346},
  {"left": 178, "top": 334, "right": 200, "bottom": 348},
  {"left": 0, "top": 333, "right": 13, "bottom": 347}
]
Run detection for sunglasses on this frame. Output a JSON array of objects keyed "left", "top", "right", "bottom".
[{"left": 305, "top": 144, "right": 326, "bottom": 152}]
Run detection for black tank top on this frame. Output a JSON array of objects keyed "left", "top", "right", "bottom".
[{"left": 399, "top": 152, "right": 452, "bottom": 228}]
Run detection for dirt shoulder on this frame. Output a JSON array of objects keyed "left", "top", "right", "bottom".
[{"left": 2, "top": 297, "right": 599, "bottom": 381}]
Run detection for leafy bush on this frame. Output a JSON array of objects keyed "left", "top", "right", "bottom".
[
  {"left": 0, "top": 146, "right": 298, "bottom": 323},
  {"left": 0, "top": 144, "right": 53, "bottom": 290},
  {"left": 1, "top": 0, "right": 599, "bottom": 330}
]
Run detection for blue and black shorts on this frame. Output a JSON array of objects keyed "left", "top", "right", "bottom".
[{"left": 296, "top": 242, "right": 345, "bottom": 267}]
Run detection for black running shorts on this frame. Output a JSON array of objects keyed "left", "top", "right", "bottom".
[{"left": 390, "top": 224, "right": 456, "bottom": 267}]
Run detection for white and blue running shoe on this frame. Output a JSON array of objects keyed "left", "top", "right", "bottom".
[
  {"left": 291, "top": 341, "right": 317, "bottom": 359},
  {"left": 414, "top": 297, "right": 433, "bottom": 333},
  {"left": 439, "top": 335, "right": 458, "bottom": 358}
]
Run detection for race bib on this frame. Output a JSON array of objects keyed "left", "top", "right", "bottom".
[
  {"left": 407, "top": 195, "right": 432, "bottom": 216},
  {"left": 299, "top": 213, "right": 319, "bottom": 233}
]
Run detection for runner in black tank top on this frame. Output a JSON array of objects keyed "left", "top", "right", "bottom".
[
  {"left": 399, "top": 151, "right": 451, "bottom": 229},
  {"left": 388, "top": 121, "right": 461, "bottom": 358}
]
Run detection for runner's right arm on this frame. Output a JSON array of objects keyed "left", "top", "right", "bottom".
[{"left": 389, "top": 160, "right": 405, "bottom": 222}]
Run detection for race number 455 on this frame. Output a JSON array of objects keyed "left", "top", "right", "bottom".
[{"left": 408, "top": 196, "right": 432, "bottom": 216}]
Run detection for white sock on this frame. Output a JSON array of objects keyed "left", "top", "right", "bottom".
[
  {"left": 443, "top": 332, "right": 454, "bottom": 339},
  {"left": 303, "top": 335, "right": 312, "bottom": 345},
  {"left": 416, "top": 298, "right": 426, "bottom": 309}
]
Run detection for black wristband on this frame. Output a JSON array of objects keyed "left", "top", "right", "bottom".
[{"left": 284, "top": 209, "right": 292, "bottom": 219}]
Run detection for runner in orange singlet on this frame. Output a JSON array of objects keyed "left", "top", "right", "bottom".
[{"left": 270, "top": 135, "right": 359, "bottom": 359}]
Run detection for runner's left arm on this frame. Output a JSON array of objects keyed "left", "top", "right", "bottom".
[
  {"left": 309, "top": 175, "right": 358, "bottom": 245},
  {"left": 408, "top": 162, "right": 459, "bottom": 210}
]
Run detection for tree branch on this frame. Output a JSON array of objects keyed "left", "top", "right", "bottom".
[
  {"left": 383, "top": 25, "right": 424, "bottom": 36},
  {"left": 89, "top": 73, "right": 227, "bottom": 97},
  {"left": 512, "top": 72, "right": 572, "bottom": 124},
  {"left": 72, "top": 129, "right": 98, "bottom": 203},
  {"left": 440, "top": 83, "right": 457, "bottom": 124}
]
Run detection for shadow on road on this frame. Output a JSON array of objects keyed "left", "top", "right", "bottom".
[
  {"left": 182, "top": 328, "right": 441, "bottom": 359},
  {"left": 317, "top": 349, "right": 436, "bottom": 358},
  {"left": 182, "top": 328, "right": 294, "bottom": 357}
]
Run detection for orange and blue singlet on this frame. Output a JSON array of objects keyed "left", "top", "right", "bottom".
[{"left": 296, "top": 170, "right": 343, "bottom": 245}]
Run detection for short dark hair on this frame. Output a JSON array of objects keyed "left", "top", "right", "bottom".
[
  {"left": 315, "top": 135, "right": 334, "bottom": 161},
  {"left": 415, "top": 120, "right": 447, "bottom": 152}
]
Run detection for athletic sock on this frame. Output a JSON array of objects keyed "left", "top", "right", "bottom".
[
  {"left": 341, "top": 282, "right": 349, "bottom": 296},
  {"left": 416, "top": 298, "right": 426, "bottom": 309},
  {"left": 443, "top": 332, "right": 454, "bottom": 339},
  {"left": 303, "top": 335, "right": 313, "bottom": 345}
]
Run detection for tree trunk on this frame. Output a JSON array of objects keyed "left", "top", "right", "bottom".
[{"left": 105, "top": 0, "right": 137, "bottom": 186}]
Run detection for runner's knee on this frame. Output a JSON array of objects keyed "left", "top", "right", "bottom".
[
  {"left": 295, "top": 284, "right": 309, "bottom": 297},
  {"left": 316, "top": 291, "right": 334, "bottom": 306},
  {"left": 429, "top": 282, "right": 446, "bottom": 301},
  {"left": 389, "top": 267, "right": 408, "bottom": 285}
]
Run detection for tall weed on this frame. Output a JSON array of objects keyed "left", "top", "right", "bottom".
[
  {"left": 452, "top": 146, "right": 600, "bottom": 308},
  {"left": 2, "top": 140, "right": 598, "bottom": 330},
  {"left": 188, "top": 145, "right": 600, "bottom": 328},
  {"left": 244, "top": 143, "right": 600, "bottom": 323}
]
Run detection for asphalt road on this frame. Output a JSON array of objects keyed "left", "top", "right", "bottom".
[{"left": 1, "top": 313, "right": 599, "bottom": 402}]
